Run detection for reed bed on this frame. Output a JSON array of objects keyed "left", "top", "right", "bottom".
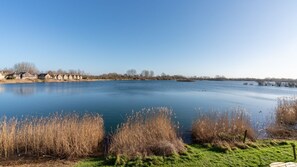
[
  {"left": 267, "top": 97, "right": 297, "bottom": 138},
  {"left": 108, "top": 108, "right": 185, "bottom": 158},
  {"left": 192, "top": 108, "right": 256, "bottom": 147},
  {"left": 0, "top": 113, "right": 104, "bottom": 159}
]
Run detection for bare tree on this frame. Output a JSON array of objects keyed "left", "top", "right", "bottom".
[
  {"left": 141, "top": 70, "right": 150, "bottom": 77},
  {"left": 1, "top": 68, "right": 14, "bottom": 74},
  {"left": 69, "top": 70, "right": 76, "bottom": 75},
  {"left": 161, "top": 72, "right": 167, "bottom": 77},
  {"left": 126, "top": 69, "right": 137, "bottom": 76},
  {"left": 57, "top": 69, "right": 66, "bottom": 74},
  {"left": 14, "top": 62, "right": 39, "bottom": 74},
  {"left": 149, "top": 70, "right": 154, "bottom": 77}
]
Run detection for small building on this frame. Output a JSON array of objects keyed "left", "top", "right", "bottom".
[
  {"left": 73, "top": 75, "right": 77, "bottom": 80},
  {"left": 51, "top": 74, "right": 62, "bottom": 80},
  {"left": 68, "top": 75, "right": 73, "bottom": 80},
  {"left": 56, "top": 74, "right": 63, "bottom": 80},
  {"left": 280, "top": 82, "right": 289, "bottom": 87},
  {"left": 38, "top": 73, "right": 52, "bottom": 80},
  {"left": 267, "top": 81, "right": 276, "bottom": 86},
  {"left": 5, "top": 72, "right": 21, "bottom": 80},
  {"left": 0, "top": 72, "right": 5, "bottom": 80},
  {"left": 63, "top": 74, "right": 68, "bottom": 80},
  {"left": 19, "top": 72, "right": 37, "bottom": 80}
]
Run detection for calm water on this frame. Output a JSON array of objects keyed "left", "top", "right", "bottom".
[{"left": 1, "top": 80, "right": 297, "bottom": 141}]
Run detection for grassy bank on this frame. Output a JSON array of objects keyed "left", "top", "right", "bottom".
[{"left": 76, "top": 140, "right": 297, "bottom": 167}]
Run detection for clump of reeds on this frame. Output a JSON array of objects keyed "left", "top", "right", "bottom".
[
  {"left": 192, "top": 108, "right": 256, "bottom": 149},
  {"left": 0, "top": 113, "right": 104, "bottom": 159},
  {"left": 108, "top": 107, "right": 185, "bottom": 159},
  {"left": 267, "top": 97, "right": 297, "bottom": 138}
]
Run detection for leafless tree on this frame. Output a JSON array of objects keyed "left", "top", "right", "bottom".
[
  {"left": 14, "top": 62, "right": 39, "bottom": 74},
  {"left": 149, "top": 70, "right": 154, "bottom": 77},
  {"left": 161, "top": 72, "right": 167, "bottom": 77},
  {"left": 141, "top": 70, "right": 150, "bottom": 77},
  {"left": 56, "top": 69, "right": 64, "bottom": 74},
  {"left": 126, "top": 69, "right": 137, "bottom": 76}
]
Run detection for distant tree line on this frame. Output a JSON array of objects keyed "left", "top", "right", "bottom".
[
  {"left": 2, "top": 63, "right": 296, "bottom": 82},
  {"left": 89, "top": 69, "right": 189, "bottom": 80},
  {"left": 1, "top": 62, "right": 86, "bottom": 76}
]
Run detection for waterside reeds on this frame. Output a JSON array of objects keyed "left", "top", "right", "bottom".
[
  {"left": 108, "top": 108, "right": 186, "bottom": 159},
  {"left": 267, "top": 97, "right": 297, "bottom": 138},
  {"left": 192, "top": 108, "right": 256, "bottom": 149},
  {"left": 0, "top": 113, "right": 104, "bottom": 159}
]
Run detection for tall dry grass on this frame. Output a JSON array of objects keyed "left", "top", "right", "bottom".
[
  {"left": 108, "top": 108, "right": 185, "bottom": 158},
  {"left": 0, "top": 113, "right": 104, "bottom": 159},
  {"left": 267, "top": 97, "right": 297, "bottom": 138},
  {"left": 192, "top": 108, "right": 256, "bottom": 145}
]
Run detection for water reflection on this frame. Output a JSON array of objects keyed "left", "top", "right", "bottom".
[
  {"left": 0, "top": 85, "right": 4, "bottom": 94},
  {"left": 0, "top": 80, "right": 296, "bottom": 138},
  {"left": 2, "top": 82, "right": 87, "bottom": 96},
  {"left": 12, "top": 86, "right": 36, "bottom": 96}
]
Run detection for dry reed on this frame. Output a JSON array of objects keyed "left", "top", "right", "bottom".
[
  {"left": 192, "top": 108, "right": 256, "bottom": 145},
  {"left": 267, "top": 97, "right": 297, "bottom": 138},
  {"left": 108, "top": 108, "right": 185, "bottom": 158},
  {"left": 0, "top": 113, "right": 104, "bottom": 159}
]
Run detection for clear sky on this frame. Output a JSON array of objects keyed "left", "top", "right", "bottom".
[{"left": 0, "top": 0, "right": 296, "bottom": 78}]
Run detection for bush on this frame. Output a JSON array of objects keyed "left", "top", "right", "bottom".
[
  {"left": 108, "top": 108, "right": 185, "bottom": 159},
  {"left": 0, "top": 113, "right": 104, "bottom": 159},
  {"left": 192, "top": 108, "right": 256, "bottom": 147},
  {"left": 267, "top": 97, "right": 297, "bottom": 138}
]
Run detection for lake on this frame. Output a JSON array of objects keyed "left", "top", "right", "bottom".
[{"left": 1, "top": 80, "right": 297, "bottom": 142}]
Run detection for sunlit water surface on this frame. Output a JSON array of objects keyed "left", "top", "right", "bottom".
[{"left": 1, "top": 80, "right": 297, "bottom": 142}]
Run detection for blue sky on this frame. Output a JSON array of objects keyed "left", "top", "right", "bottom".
[{"left": 0, "top": 0, "right": 296, "bottom": 78}]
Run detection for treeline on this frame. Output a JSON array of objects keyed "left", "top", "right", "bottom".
[
  {"left": 1, "top": 62, "right": 87, "bottom": 76},
  {"left": 87, "top": 69, "right": 189, "bottom": 80},
  {"left": 3, "top": 63, "right": 296, "bottom": 82}
]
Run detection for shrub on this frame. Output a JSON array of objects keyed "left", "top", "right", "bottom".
[
  {"left": 108, "top": 108, "right": 185, "bottom": 159},
  {"left": 192, "top": 108, "right": 256, "bottom": 147},
  {"left": 0, "top": 113, "right": 104, "bottom": 159},
  {"left": 267, "top": 97, "right": 297, "bottom": 138}
]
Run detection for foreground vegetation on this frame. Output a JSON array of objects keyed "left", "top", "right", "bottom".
[
  {"left": 267, "top": 97, "right": 297, "bottom": 138},
  {"left": 2, "top": 97, "right": 297, "bottom": 166},
  {"left": 77, "top": 140, "right": 297, "bottom": 167},
  {"left": 0, "top": 113, "right": 104, "bottom": 159},
  {"left": 108, "top": 108, "right": 185, "bottom": 159},
  {"left": 192, "top": 108, "right": 256, "bottom": 149}
]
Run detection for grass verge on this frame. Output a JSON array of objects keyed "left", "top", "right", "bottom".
[{"left": 76, "top": 140, "right": 297, "bottom": 167}]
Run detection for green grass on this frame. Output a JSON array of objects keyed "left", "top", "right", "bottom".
[{"left": 76, "top": 140, "right": 297, "bottom": 167}]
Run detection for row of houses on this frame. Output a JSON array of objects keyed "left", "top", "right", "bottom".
[
  {"left": 257, "top": 81, "right": 297, "bottom": 88},
  {"left": 38, "top": 73, "right": 83, "bottom": 80},
  {"left": 0, "top": 72, "right": 83, "bottom": 81}
]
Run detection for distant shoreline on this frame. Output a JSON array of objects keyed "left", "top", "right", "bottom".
[
  {"left": 0, "top": 79, "right": 109, "bottom": 84},
  {"left": 0, "top": 78, "right": 177, "bottom": 84}
]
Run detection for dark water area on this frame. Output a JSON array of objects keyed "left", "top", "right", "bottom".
[{"left": 1, "top": 80, "right": 297, "bottom": 143}]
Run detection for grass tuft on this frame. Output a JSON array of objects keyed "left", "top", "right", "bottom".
[
  {"left": 267, "top": 97, "right": 297, "bottom": 138},
  {"left": 108, "top": 107, "right": 186, "bottom": 159},
  {"left": 0, "top": 113, "right": 104, "bottom": 159},
  {"left": 192, "top": 108, "right": 256, "bottom": 150}
]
